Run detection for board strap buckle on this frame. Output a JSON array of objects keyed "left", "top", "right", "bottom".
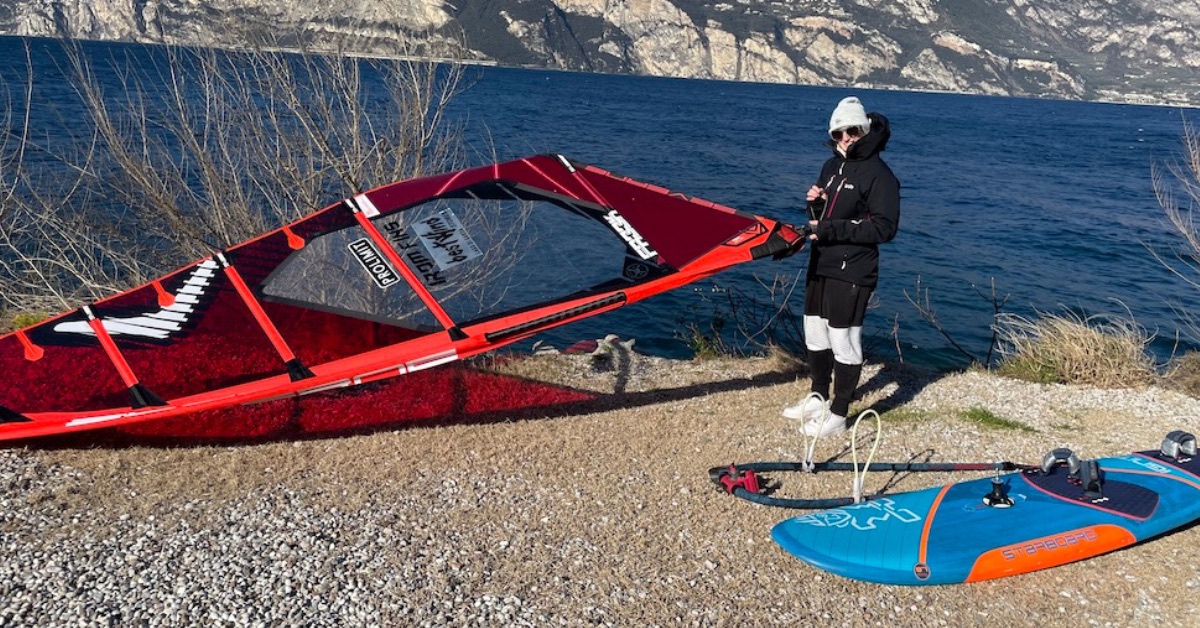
[{"left": 1076, "top": 459, "right": 1104, "bottom": 501}]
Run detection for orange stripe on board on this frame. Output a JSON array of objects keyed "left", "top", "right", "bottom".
[
  {"left": 966, "top": 524, "right": 1135, "bottom": 583},
  {"left": 917, "top": 483, "right": 955, "bottom": 567}
]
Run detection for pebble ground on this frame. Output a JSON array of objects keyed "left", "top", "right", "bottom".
[{"left": 3, "top": 354, "right": 1199, "bottom": 626}]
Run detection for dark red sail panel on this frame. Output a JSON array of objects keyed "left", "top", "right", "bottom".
[{"left": 574, "top": 165, "right": 759, "bottom": 269}]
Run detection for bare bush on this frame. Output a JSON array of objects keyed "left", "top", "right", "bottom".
[
  {"left": 1, "top": 42, "right": 154, "bottom": 314},
  {"left": 724, "top": 273, "right": 806, "bottom": 355},
  {"left": 64, "top": 36, "right": 467, "bottom": 260},
  {"left": 2, "top": 34, "right": 467, "bottom": 319},
  {"left": 905, "top": 276, "right": 1009, "bottom": 367},
  {"left": 1151, "top": 113, "right": 1200, "bottom": 341}
]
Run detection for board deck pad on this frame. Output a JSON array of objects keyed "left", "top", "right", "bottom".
[
  {"left": 771, "top": 449, "right": 1200, "bottom": 585},
  {"left": 1020, "top": 470, "right": 1159, "bottom": 519}
]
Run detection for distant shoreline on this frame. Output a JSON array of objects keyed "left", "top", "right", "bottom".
[{"left": 2, "top": 33, "right": 1194, "bottom": 109}]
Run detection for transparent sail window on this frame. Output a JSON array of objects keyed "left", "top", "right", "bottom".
[{"left": 261, "top": 184, "right": 651, "bottom": 330}]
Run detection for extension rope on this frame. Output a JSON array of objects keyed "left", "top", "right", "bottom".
[{"left": 712, "top": 406, "right": 1036, "bottom": 509}]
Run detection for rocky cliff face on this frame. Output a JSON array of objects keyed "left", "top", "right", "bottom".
[{"left": 3, "top": 0, "right": 1198, "bottom": 104}]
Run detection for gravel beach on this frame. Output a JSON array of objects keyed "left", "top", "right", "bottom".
[{"left": 3, "top": 352, "right": 1199, "bottom": 626}]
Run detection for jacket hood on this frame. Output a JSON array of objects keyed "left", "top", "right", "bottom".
[{"left": 828, "top": 112, "right": 891, "bottom": 160}]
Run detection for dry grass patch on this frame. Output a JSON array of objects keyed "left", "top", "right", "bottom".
[
  {"left": 1163, "top": 351, "right": 1200, "bottom": 398},
  {"left": 995, "top": 310, "right": 1157, "bottom": 387}
]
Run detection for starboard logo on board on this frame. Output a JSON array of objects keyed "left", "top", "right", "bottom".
[{"left": 792, "top": 498, "right": 922, "bottom": 531}]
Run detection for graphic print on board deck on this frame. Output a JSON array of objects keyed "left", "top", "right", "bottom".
[
  {"left": 771, "top": 435, "right": 1200, "bottom": 585},
  {"left": 0, "top": 154, "right": 807, "bottom": 442}
]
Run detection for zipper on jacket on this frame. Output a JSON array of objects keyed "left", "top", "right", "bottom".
[{"left": 825, "top": 177, "right": 847, "bottom": 219}]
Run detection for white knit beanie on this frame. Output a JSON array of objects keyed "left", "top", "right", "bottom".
[{"left": 829, "top": 97, "right": 870, "bottom": 138}]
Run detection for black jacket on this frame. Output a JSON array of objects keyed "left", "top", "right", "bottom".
[{"left": 808, "top": 112, "right": 900, "bottom": 287}]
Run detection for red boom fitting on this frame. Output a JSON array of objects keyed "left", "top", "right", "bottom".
[{"left": 718, "top": 465, "right": 761, "bottom": 494}]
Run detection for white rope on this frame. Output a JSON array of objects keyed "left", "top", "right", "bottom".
[
  {"left": 849, "top": 409, "right": 882, "bottom": 503},
  {"left": 781, "top": 391, "right": 827, "bottom": 472}
]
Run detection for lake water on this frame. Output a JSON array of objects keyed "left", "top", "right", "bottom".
[
  {"left": 449, "top": 66, "right": 1200, "bottom": 368},
  {"left": 4, "top": 37, "right": 1199, "bottom": 370}
]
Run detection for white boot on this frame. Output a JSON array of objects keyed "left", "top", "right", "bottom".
[
  {"left": 781, "top": 394, "right": 828, "bottom": 422},
  {"left": 803, "top": 412, "right": 847, "bottom": 437}
]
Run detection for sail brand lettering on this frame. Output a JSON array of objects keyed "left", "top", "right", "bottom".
[
  {"left": 348, "top": 239, "right": 400, "bottom": 288},
  {"left": 412, "top": 211, "right": 482, "bottom": 271},
  {"left": 999, "top": 528, "right": 1098, "bottom": 560},
  {"left": 604, "top": 210, "right": 657, "bottom": 260},
  {"left": 382, "top": 221, "right": 447, "bottom": 287}
]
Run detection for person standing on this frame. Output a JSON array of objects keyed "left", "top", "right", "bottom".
[{"left": 782, "top": 96, "right": 900, "bottom": 436}]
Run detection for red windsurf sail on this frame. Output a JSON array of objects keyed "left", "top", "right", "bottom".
[{"left": 0, "top": 154, "right": 803, "bottom": 442}]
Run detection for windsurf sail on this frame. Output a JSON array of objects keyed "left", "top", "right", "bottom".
[{"left": 0, "top": 154, "right": 805, "bottom": 442}]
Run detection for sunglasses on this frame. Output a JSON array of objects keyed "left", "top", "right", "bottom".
[{"left": 832, "top": 126, "right": 863, "bottom": 140}]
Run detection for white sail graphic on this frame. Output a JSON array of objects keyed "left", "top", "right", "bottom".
[{"left": 54, "top": 259, "right": 220, "bottom": 340}]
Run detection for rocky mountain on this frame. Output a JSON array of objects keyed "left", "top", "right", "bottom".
[{"left": 2, "top": 0, "right": 1198, "bottom": 104}]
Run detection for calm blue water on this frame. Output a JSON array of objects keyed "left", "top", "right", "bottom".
[
  {"left": 4, "top": 37, "right": 1199, "bottom": 369},
  {"left": 449, "top": 67, "right": 1200, "bottom": 368}
]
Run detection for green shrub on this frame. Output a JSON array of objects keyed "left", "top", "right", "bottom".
[{"left": 958, "top": 406, "right": 1036, "bottom": 432}]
